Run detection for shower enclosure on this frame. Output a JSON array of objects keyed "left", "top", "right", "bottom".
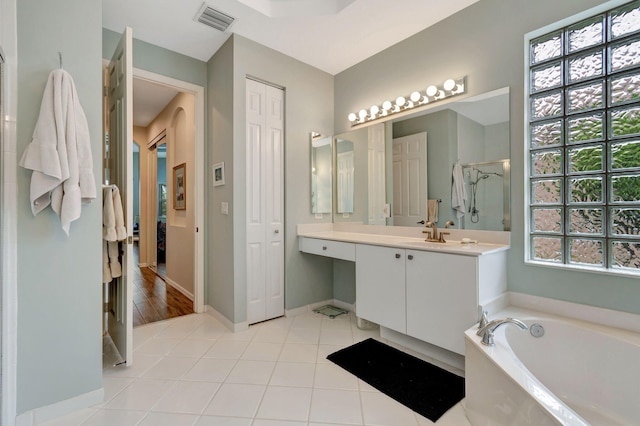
[{"left": 463, "top": 159, "right": 510, "bottom": 231}]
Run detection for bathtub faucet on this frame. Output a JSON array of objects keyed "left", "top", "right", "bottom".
[{"left": 476, "top": 318, "right": 528, "bottom": 346}]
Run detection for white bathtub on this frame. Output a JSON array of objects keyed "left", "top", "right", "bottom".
[{"left": 464, "top": 308, "right": 640, "bottom": 425}]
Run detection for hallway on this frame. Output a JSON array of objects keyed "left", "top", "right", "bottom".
[{"left": 132, "top": 244, "right": 193, "bottom": 327}]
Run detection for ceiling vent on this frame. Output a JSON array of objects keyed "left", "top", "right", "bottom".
[{"left": 194, "top": 3, "right": 236, "bottom": 32}]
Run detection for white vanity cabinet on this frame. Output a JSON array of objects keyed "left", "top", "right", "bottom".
[
  {"left": 405, "top": 250, "right": 478, "bottom": 355},
  {"left": 355, "top": 243, "right": 504, "bottom": 355},
  {"left": 355, "top": 244, "right": 407, "bottom": 333}
]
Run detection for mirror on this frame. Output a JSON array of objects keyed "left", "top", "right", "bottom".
[
  {"left": 310, "top": 133, "right": 332, "bottom": 215},
  {"left": 333, "top": 87, "right": 511, "bottom": 231}
]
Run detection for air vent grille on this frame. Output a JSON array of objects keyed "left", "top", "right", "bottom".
[{"left": 195, "top": 4, "right": 235, "bottom": 32}]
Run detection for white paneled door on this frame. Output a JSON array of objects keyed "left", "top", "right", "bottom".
[
  {"left": 392, "top": 132, "right": 427, "bottom": 227},
  {"left": 246, "top": 79, "right": 284, "bottom": 325},
  {"left": 107, "top": 27, "right": 133, "bottom": 365}
]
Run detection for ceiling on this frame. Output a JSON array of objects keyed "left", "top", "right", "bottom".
[{"left": 112, "top": 0, "right": 481, "bottom": 127}]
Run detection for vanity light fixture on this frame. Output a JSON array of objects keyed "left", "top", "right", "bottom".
[{"left": 347, "top": 77, "right": 466, "bottom": 126}]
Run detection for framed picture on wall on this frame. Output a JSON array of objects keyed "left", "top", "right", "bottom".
[
  {"left": 213, "top": 162, "right": 225, "bottom": 187},
  {"left": 173, "top": 163, "right": 186, "bottom": 210}
]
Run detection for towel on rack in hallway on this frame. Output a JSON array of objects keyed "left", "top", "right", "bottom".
[
  {"left": 19, "top": 69, "right": 96, "bottom": 235},
  {"left": 427, "top": 199, "right": 439, "bottom": 223},
  {"left": 103, "top": 185, "right": 126, "bottom": 283},
  {"left": 451, "top": 162, "right": 467, "bottom": 220}
]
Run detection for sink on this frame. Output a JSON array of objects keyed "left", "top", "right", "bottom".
[{"left": 398, "top": 240, "right": 452, "bottom": 250}]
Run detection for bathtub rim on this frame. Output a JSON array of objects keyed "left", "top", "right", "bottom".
[{"left": 465, "top": 305, "right": 640, "bottom": 425}]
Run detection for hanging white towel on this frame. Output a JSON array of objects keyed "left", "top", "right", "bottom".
[
  {"left": 427, "top": 199, "right": 439, "bottom": 223},
  {"left": 451, "top": 162, "right": 467, "bottom": 220},
  {"left": 102, "top": 185, "right": 126, "bottom": 283},
  {"left": 19, "top": 69, "right": 96, "bottom": 235}
]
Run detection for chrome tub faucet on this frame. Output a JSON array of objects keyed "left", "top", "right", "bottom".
[{"left": 476, "top": 318, "right": 528, "bottom": 346}]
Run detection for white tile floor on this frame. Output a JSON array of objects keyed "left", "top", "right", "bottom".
[{"left": 45, "top": 311, "right": 471, "bottom": 426}]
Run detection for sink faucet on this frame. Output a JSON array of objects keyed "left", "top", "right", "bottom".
[
  {"left": 422, "top": 221, "right": 450, "bottom": 243},
  {"left": 476, "top": 318, "right": 528, "bottom": 346}
]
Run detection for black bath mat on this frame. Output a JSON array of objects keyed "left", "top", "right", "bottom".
[{"left": 327, "top": 338, "right": 464, "bottom": 422}]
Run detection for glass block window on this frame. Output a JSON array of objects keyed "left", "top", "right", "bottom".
[{"left": 527, "top": 0, "right": 640, "bottom": 273}]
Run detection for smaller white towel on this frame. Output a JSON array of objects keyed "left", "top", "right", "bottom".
[
  {"left": 427, "top": 199, "right": 439, "bottom": 223},
  {"left": 102, "top": 185, "right": 126, "bottom": 283},
  {"left": 451, "top": 162, "right": 467, "bottom": 220}
]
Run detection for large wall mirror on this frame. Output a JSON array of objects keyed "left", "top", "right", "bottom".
[
  {"left": 310, "top": 133, "right": 332, "bottom": 216},
  {"left": 332, "top": 87, "right": 511, "bottom": 231}
]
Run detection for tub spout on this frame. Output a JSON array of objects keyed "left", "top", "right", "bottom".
[{"left": 476, "top": 318, "right": 528, "bottom": 346}]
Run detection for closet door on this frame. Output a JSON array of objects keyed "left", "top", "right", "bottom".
[{"left": 246, "top": 79, "right": 284, "bottom": 325}]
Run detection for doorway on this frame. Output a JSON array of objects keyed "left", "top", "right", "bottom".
[{"left": 130, "top": 74, "right": 200, "bottom": 327}]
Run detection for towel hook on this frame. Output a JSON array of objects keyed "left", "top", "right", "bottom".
[{"left": 58, "top": 52, "right": 63, "bottom": 69}]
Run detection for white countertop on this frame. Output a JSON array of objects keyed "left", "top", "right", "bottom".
[{"left": 297, "top": 229, "right": 509, "bottom": 256}]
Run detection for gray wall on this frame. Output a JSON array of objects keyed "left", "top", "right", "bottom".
[
  {"left": 16, "top": 0, "right": 103, "bottom": 413},
  {"left": 335, "top": 0, "right": 640, "bottom": 314},
  {"left": 103, "top": 28, "right": 207, "bottom": 87},
  {"left": 207, "top": 34, "right": 335, "bottom": 324}
]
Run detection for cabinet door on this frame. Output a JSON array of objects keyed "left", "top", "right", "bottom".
[
  {"left": 406, "top": 250, "right": 478, "bottom": 355},
  {"left": 356, "top": 244, "right": 406, "bottom": 333}
]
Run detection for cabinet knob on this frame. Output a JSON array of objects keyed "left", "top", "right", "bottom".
[
  {"left": 322, "top": 246, "right": 327, "bottom": 250},
  {"left": 408, "top": 254, "right": 414, "bottom": 260},
  {"left": 275, "top": 229, "right": 280, "bottom": 234},
  {"left": 395, "top": 253, "right": 401, "bottom": 259}
]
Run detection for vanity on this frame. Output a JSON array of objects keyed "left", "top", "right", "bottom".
[
  {"left": 303, "top": 86, "right": 512, "bottom": 367},
  {"left": 298, "top": 223, "right": 509, "bottom": 359}
]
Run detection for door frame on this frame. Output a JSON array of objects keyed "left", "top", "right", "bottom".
[{"left": 131, "top": 67, "right": 205, "bottom": 313}]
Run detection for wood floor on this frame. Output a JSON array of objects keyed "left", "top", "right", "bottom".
[{"left": 132, "top": 245, "right": 193, "bottom": 327}]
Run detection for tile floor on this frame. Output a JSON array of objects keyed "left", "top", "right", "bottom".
[{"left": 45, "top": 310, "right": 471, "bottom": 426}]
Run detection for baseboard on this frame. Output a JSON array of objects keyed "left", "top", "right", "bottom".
[
  {"left": 205, "top": 305, "right": 248, "bottom": 332},
  {"left": 137, "top": 262, "right": 148, "bottom": 268},
  {"left": 164, "top": 276, "right": 194, "bottom": 301},
  {"left": 380, "top": 327, "right": 465, "bottom": 375},
  {"left": 15, "top": 388, "right": 103, "bottom": 426}
]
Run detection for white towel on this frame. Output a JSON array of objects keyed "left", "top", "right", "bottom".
[
  {"left": 102, "top": 185, "right": 126, "bottom": 282},
  {"left": 427, "top": 199, "right": 439, "bottom": 223},
  {"left": 19, "top": 69, "right": 96, "bottom": 235},
  {"left": 451, "top": 162, "right": 467, "bottom": 220}
]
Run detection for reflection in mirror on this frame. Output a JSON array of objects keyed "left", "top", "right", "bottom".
[
  {"left": 333, "top": 87, "right": 510, "bottom": 231},
  {"left": 310, "top": 133, "right": 332, "bottom": 215},
  {"left": 336, "top": 138, "right": 354, "bottom": 213}
]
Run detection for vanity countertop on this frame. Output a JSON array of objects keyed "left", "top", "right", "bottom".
[{"left": 298, "top": 230, "right": 509, "bottom": 256}]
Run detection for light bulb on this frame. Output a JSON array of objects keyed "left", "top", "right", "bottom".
[
  {"left": 395, "top": 96, "right": 406, "bottom": 107},
  {"left": 348, "top": 112, "right": 357, "bottom": 122},
  {"left": 426, "top": 85, "right": 438, "bottom": 97},
  {"left": 410, "top": 91, "right": 421, "bottom": 102},
  {"left": 358, "top": 109, "right": 368, "bottom": 120},
  {"left": 443, "top": 79, "right": 456, "bottom": 91},
  {"left": 382, "top": 100, "right": 392, "bottom": 111},
  {"left": 370, "top": 105, "right": 380, "bottom": 115}
]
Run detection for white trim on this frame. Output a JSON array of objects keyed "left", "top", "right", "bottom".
[
  {"left": 15, "top": 388, "right": 103, "bottom": 426},
  {"left": 163, "top": 276, "right": 194, "bottom": 301},
  {"left": 1, "top": 0, "right": 18, "bottom": 423},
  {"left": 131, "top": 67, "right": 206, "bottom": 315},
  {"left": 205, "top": 305, "right": 249, "bottom": 332}
]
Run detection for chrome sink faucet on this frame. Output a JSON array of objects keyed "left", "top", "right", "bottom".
[{"left": 476, "top": 318, "right": 528, "bottom": 346}]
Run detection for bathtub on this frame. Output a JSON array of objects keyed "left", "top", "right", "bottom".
[{"left": 464, "top": 308, "right": 640, "bottom": 425}]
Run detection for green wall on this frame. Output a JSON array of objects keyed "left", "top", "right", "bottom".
[
  {"left": 207, "top": 34, "right": 335, "bottom": 324},
  {"left": 334, "top": 0, "right": 640, "bottom": 314},
  {"left": 16, "top": 0, "right": 103, "bottom": 413},
  {"left": 103, "top": 28, "right": 207, "bottom": 87}
]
